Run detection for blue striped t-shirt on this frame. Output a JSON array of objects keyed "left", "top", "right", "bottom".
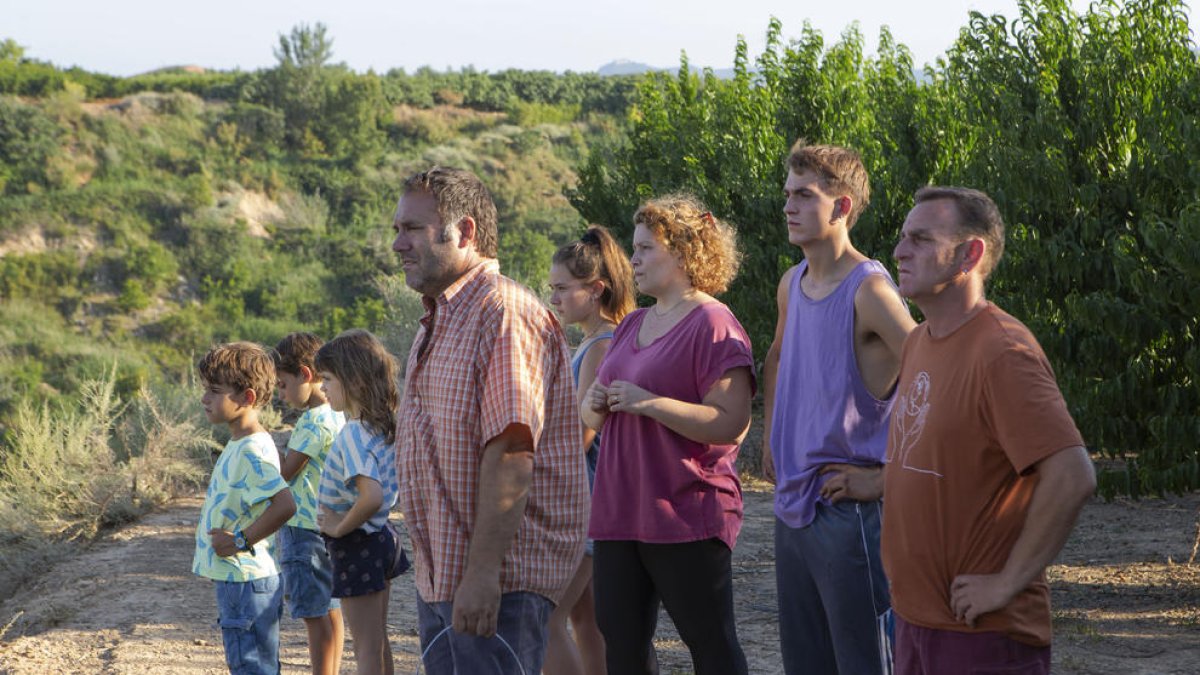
[{"left": 318, "top": 420, "right": 397, "bottom": 533}]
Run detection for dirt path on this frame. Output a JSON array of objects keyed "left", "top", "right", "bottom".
[{"left": 0, "top": 485, "right": 1198, "bottom": 674}]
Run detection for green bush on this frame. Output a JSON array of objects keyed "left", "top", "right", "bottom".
[
  {"left": 149, "top": 304, "right": 218, "bottom": 355},
  {"left": 321, "top": 296, "right": 388, "bottom": 337},
  {"left": 0, "top": 96, "right": 64, "bottom": 195},
  {"left": 506, "top": 99, "right": 582, "bottom": 127},
  {"left": 0, "top": 41, "right": 67, "bottom": 97},
  {"left": 116, "top": 279, "right": 151, "bottom": 312},
  {"left": 500, "top": 227, "right": 557, "bottom": 290},
  {"left": 0, "top": 250, "right": 84, "bottom": 303}
]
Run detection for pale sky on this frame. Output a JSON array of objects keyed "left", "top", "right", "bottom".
[{"left": 1, "top": 0, "right": 1183, "bottom": 76}]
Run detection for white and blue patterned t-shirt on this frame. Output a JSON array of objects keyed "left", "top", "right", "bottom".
[
  {"left": 193, "top": 432, "right": 286, "bottom": 581},
  {"left": 319, "top": 420, "right": 398, "bottom": 533},
  {"left": 285, "top": 404, "right": 345, "bottom": 531}
]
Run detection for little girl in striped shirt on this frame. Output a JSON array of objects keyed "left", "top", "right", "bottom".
[{"left": 316, "top": 329, "right": 408, "bottom": 674}]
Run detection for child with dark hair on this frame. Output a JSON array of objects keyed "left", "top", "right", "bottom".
[
  {"left": 272, "top": 332, "right": 346, "bottom": 675},
  {"left": 315, "top": 329, "right": 407, "bottom": 675},
  {"left": 194, "top": 341, "right": 296, "bottom": 675}
]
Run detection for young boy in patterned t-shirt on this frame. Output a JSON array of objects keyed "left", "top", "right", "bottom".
[
  {"left": 194, "top": 342, "right": 295, "bottom": 675},
  {"left": 272, "top": 333, "right": 346, "bottom": 675}
]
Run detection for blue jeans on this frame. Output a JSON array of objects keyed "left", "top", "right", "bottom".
[
  {"left": 416, "top": 591, "right": 553, "bottom": 675},
  {"left": 214, "top": 575, "right": 283, "bottom": 675},
  {"left": 278, "top": 525, "right": 340, "bottom": 619},
  {"left": 775, "top": 500, "right": 892, "bottom": 675}
]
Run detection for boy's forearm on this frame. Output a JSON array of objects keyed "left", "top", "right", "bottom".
[
  {"left": 243, "top": 488, "right": 296, "bottom": 545},
  {"left": 279, "top": 450, "right": 310, "bottom": 482}
]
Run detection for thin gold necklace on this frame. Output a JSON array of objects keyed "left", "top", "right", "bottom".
[{"left": 653, "top": 290, "right": 695, "bottom": 317}]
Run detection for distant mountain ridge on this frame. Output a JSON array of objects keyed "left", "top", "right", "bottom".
[{"left": 597, "top": 59, "right": 737, "bottom": 79}]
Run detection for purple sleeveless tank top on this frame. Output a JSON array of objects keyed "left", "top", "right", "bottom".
[{"left": 769, "top": 259, "right": 898, "bottom": 529}]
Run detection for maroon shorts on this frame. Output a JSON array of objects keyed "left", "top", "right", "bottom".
[{"left": 894, "top": 613, "right": 1050, "bottom": 675}]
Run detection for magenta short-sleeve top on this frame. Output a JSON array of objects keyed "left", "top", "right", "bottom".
[{"left": 588, "top": 302, "right": 755, "bottom": 549}]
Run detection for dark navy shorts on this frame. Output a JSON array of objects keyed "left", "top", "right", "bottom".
[{"left": 323, "top": 521, "right": 410, "bottom": 598}]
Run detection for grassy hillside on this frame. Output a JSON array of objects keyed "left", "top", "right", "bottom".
[
  {"left": 0, "top": 28, "right": 634, "bottom": 573},
  {"left": 0, "top": 89, "right": 614, "bottom": 411}
]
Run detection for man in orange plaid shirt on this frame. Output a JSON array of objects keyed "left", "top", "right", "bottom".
[{"left": 392, "top": 166, "right": 588, "bottom": 675}]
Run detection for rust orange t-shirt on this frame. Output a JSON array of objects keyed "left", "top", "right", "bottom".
[{"left": 881, "top": 303, "right": 1084, "bottom": 646}]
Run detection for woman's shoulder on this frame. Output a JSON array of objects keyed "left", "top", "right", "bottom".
[
  {"left": 692, "top": 299, "right": 746, "bottom": 330},
  {"left": 686, "top": 300, "right": 753, "bottom": 352}
]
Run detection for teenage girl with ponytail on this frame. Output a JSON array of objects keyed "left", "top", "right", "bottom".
[{"left": 543, "top": 225, "right": 635, "bottom": 675}]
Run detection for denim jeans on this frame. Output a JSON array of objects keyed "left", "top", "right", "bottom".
[
  {"left": 278, "top": 525, "right": 340, "bottom": 619},
  {"left": 214, "top": 575, "right": 283, "bottom": 675},
  {"left": 416, "top": 591, "right": 553, "bottom": 674}
]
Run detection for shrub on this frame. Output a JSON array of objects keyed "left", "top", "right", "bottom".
[
  {"left": 0, "top": 96, "right": 64, "bottom": 195},
  {"left": 0, "top": 369, "right": 215, "bottom": 599},
  {"left": 116, "top": 279, "right": 151, "bottom": 312}
]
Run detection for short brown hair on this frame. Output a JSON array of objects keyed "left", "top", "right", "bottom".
[
  {"left": 403, "top": 166, "right": 499, "bottom": 258},
  {"left": 633, "top": 194, "right": 741, "bottom": 296},
  {"left": 786, "top": 140, "right": 871, "bottom": 228},
  {"left": 914, "top": 186, "right": 1007, "bottom": 279},
  {"left": 198, "top": 342, "right": 276, "bottom": 408},
  {"left": 271, "top": 332, "right": 323, "bottom": 375},
  {"left": 552, "top": 225, "right": 636, "bottom": 323}
]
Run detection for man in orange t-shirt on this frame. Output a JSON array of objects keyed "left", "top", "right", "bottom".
[{"left": 883, "top": 186, "right": 1096, "bottom": 673}]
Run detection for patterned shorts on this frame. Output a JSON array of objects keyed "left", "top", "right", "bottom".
[{"left": 324, "top": 521, "right": 410, "bottom": 598}]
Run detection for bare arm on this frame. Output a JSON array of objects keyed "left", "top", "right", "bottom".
[
  {"left": 580, "top": 379, "right": 610, "bottom": 431},
  {"left": 279, "top": 449, "right": 311, "bottom": 482},
  {"left": 210, "top": 488, "right": 296, "bottom": 557},
  {"left": 318, "top": 475, "right": 384, "bottom": 538},
  {"left": 950, "top": 446, "right": 1096, "bottom": 626},
  {"left": 576, "top": 338, "right": 611, "bottom": 452},
  {"left": 818, "top": 275, "right": 916, "bottom": 499},
  {"left": 606, "top": 366, "right": 753, "bottom": 446},
  {"left": 761, "top": 268, "right": 793, "bottom": 483},
  {"left": 854, "top": 273, "right": 916, "bottom": 363},
  {"left": 453, "top": 423, "right": 535, "bottom": 637}
]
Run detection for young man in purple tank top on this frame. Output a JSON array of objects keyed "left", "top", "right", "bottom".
[{"left": 761, "top": 142, "right": 915, "bottom": 674}]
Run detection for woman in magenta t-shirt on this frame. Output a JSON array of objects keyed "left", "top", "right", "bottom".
[{"left": 581, "top": 194, "right": 755, "bottom": 675}]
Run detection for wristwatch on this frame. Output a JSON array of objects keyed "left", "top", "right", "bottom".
[{"left": 233, "top": 529, "right": 252, "bottom": 552}]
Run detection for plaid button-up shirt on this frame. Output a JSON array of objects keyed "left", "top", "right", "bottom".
[{"left": 397, "top": 260, "right": 588, "bottom": 604}]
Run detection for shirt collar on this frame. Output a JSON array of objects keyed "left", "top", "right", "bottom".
[{"left": 422, "top": 259, "right": 500, "bottom": 313}]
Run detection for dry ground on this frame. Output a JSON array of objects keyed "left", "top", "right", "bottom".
[{"left": 0, "top": 483, "right": 1198, "bottom": 674}]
